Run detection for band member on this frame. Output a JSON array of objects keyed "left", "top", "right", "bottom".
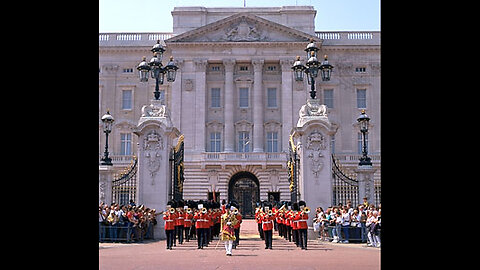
[
  {"left": 297, "top": 201, "right": 310, "bottom": 250},
  {"left": 291, "top": 202, "right": 299, "bottom": 247},
  {"left": 261, "top": 205, "right": 275, "bottom": 249},
  {"left": 285, "top": 203, "right": 293, "bottom": 242},
  {"left": 255, "top": 205, "right": 264, "bottom": 240},
  {"left": 175, "top": 205, "right": 185, "bottom": 245},
  {"left": 232, "top": 202, "right": 242, "bottom": 249},
  {"left": 220, "top": 206, "right": 239, "bottom": 256},
  {"left": 163, "top": 206, "right": 176, "bottom": 250},
  {"left": 194, "top": 204, "right": 208, "bottom": 249},
  {"left": 184, "top": 207, "right": 193, "bottom": 242}
]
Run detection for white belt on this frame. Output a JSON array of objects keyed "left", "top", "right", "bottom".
[
  {"left": 165, "top": 220, "right": 174, "bottom": 222},
  {"left": 262, "top": 221, "right": 272, "bottom": 224},
  {"left": 197, "top": 219, "right": 207, "bottom": 222},
  {"left": 177, "top": 217, "right": 184, "bottom": 219}
]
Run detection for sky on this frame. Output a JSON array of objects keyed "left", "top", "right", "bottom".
[{"left": 99, "top": 0, "right": 380, "bottom": 33}]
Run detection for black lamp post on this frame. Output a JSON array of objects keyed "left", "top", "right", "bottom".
[
  {"left": 357, "top": 109, "right": 372, "bottom": 166},
  {"left": 291, "top": 39, "right": 334, "bottom": 99},
  {"left": 101, "top": 110, "right": 115, "bottom": 166},
  {"left": 137, "top": 40, "right": 178, "bottom": 100}
]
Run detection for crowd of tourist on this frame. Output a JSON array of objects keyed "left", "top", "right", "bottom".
[
  {"left": 99, "top": 201, "right": 158, "bottom": 242},
  {"left": 312, "top": 198, "right": 381, "bottom": 247}
]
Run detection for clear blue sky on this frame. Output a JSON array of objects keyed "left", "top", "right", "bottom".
[{"left": 99, "top": 0, "right": 380, "bottom": 33}]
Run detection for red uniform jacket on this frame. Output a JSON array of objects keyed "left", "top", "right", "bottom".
[
  {"left": 163, "top": 212, "right": 176, "bottom": 230},
  {"left": 261, "top": 213, "right": 275, "bottom": 231},
  {"left": 234, "top": 213, "right": 242, "bottom": 229},
  {"left": 184, "top": 212, "right": 193, "bottom": 227},
  {"left": 194, "top": 212, "right": 209, "bottom": 229},
  {"left": 175, "top": 210, "right": 185, "bottom": 227},
  {"left": 296, "top": 212, "right": 308, "bottom": 229},
  {"left": 291, "top": 211, "right": 298, "bottom": 230}
]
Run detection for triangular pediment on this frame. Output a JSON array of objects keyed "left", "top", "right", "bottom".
[{"left": 167, "top": 13, "right": 318, "bottom": 43}]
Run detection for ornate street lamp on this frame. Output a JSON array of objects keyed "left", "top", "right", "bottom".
[
  {"left": 357, "top": 109, "right": 372, "bottom": 166},
  {"left": 137, "top": 39, "right": 179, "bottom": 100},
  {"left": 292, "top": 38, "right": 334, "bottom": 99},
  {"left": 101, "top": 110, "right": 115, "bottom": 166}
]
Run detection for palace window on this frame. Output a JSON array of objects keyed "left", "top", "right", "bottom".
[
  {"left": 266, "top": 132, "right": 278, "bottom": 152},
  {"left": 209, "top": 132, "right": 221, "bottom": 152},
  {"left": 355, "top": 67, "right": 366, "bottom": 73},
  {"left": 211, "top": 88, "right": 221, "bottom": 108},
  {"left": 267, "top": 88, "right": 277, "bottom": 108},
  {"left": 323, "top": 89, "right": 334, "bottom": 109},
  {"left": 120, "top": 133, "right": 132, "bottom": 155},
  {"left": 239, "top": 88, "right": 249, "bottom": 108},
  {"left": 122, "top": 90, "right": 132, "bottom": 110},
  {"left": 356, "top": 89, "right": 367, "bottom": 109},
  {"left": 238, "top": 131, "right": 250, "bottom": 152}
]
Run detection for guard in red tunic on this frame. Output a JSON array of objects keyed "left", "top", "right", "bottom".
[
  {"left": 297, "top": 201, "right": 310, "bottom": 250},
  {"left": 183, "top": 207, "right": 193, "bottom": 242},
  {"left": 232, "top": 202, "right": 242, "bottom": 249},
  {"left": 163, "top": 207, "right": 176, "bottom": 250},
  {"left": 262, "top": 205, "right": 275, "bottom": 249}
]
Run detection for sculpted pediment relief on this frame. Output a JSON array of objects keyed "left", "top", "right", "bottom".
[{"left": 167, "top": 13, "right": 317, "bottom": 44}]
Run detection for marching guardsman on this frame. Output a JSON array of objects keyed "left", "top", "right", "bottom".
[
  {"left": 163, "top": 204, "right": 177, "bottom": 250},
  {"left": 261, "top": 204, "right": 275, "bottom": 249},
  {"left": 175, "top": 203, "right": 185, "bottom": 245},
  {"left": 255, "top": 205, "right": 264, "bottom": 240},
  {"left": 285, "top": 203, "right": 293, "bottom": 242},
  {"left": 291, "top": 202, "right": 299, "bottom": 247},
  {"left": 194, "top": 203, "right": 208, "bottom": 249},
  {"left": 220, "top": 205, "right": 239, "bottom": 256},
  {"left": 184, "top": 207, "right": 193, "bottom": 242},
  {"left": 296, "top": 201, "right": 310, "bottom": 250},
  {"left": 232, "top": 201, "right": 242, "bottom": 249}
]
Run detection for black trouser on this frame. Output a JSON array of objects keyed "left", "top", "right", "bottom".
[
  {"left": 258, "top": 223, "right": 264, "bottom": 239},
  {"left": 298, "top": 228, "right": 308, "bottom": 249},
  {"left": 286, "top": 225, "right": 292, "bottom": 241},
  {"left": 176, "top": 225, "right": 183, "bottom": 244},
  {"left": 234, "top": 228, "right": 240, "bottom": 247},
  {"left": 165, "top": 229, "right": 175, "bottom": 249},
  {"left": 184, "top": 226, "right": 191, "bottom": 241},
  {"left": 197, "top": 228, "right": 206, "bottom": 248},
  {"left": 264, "top": 230, "right": 272, "bottom": 248},
  {"left": 293, "top": 229, "right": 299, "bottom": 246}
]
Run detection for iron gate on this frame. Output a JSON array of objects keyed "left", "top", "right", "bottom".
[
  {"left": 112, "top": 156, "right": 138, "bottom": 205},
  {"left": 331, "top": 154, "right": 358, "bottom": 206}
]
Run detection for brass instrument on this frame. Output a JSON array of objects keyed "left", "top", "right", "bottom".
[
  {"left": 201, "top": 207, "right": 207, "bottom": 214},
  {"left": 233, "top": 208, "right": 239, "bottom": 215},
  {"left": 268, "top": 209, "right": 273, "bottom": 216},
  {"left": 303, "top": 206, "right": 311, "bottom": 214},
  {"left": 186, "top": 207, "right": 192, "bottom": 214}
]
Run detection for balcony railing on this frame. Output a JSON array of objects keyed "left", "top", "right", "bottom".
[{"left": 99, "top": 31, "right": 379, "bottom": 47}]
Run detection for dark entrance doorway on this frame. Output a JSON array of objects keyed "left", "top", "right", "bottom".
[{"left": 228, "top": 172, "right": 260, "bottom": 218}]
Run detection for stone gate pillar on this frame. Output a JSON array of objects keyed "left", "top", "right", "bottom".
[
  {"left": 354, "top": 165, "right": 377, "bottom": 205},
  {"left": 290, "top": 98, "right": 337, "bottom": 237},
  {"left": 134, "top": 99, "right": 181, "bottom": 239}
]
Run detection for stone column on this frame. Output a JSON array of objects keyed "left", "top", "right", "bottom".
[
  {"left": 170, "top": 59, "right": 184, "bottom": 129},
  {"left": 252, "top": 59, "right": 264, "bottom": 152},
  {"left": 291, "top": 99, "right": 338, "bottom": 224},
  {"left": 223, "top": 59, "right": 236, "bottom": 152},
  {"left": 99, "top": 165, "right": 115, "bottom": 205},
  {"left": 280, "top": 58, "right": 294, "bottom": 152},
  {"left": 354, "top": 165, "right": 377, "bottom": 205},
  {"left": 194, "top": 59, "right": 208, "bottom": 152},
  {"left": 134, "top": 99, "right": 181, "bottom": 239}
]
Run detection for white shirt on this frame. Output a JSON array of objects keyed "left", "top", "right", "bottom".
[{"left": 341, "top": 213, "right": 350, "bottom": 226}]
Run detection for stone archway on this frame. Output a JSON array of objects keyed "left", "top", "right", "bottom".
[{"left": 228, "top": 171, "right": 260, "bottom": 218}]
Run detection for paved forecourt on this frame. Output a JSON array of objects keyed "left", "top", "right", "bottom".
[{"left": 99, "top": 219, "right": 380, "bottom": 270}]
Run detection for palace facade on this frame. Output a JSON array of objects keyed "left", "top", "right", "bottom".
[{"left": 99, "top": 6, "right": 380, "bottom": 215}]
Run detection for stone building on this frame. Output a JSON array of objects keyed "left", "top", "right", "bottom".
[{"left": 99, "top": 6, "right": 380, "bottom": 216}]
